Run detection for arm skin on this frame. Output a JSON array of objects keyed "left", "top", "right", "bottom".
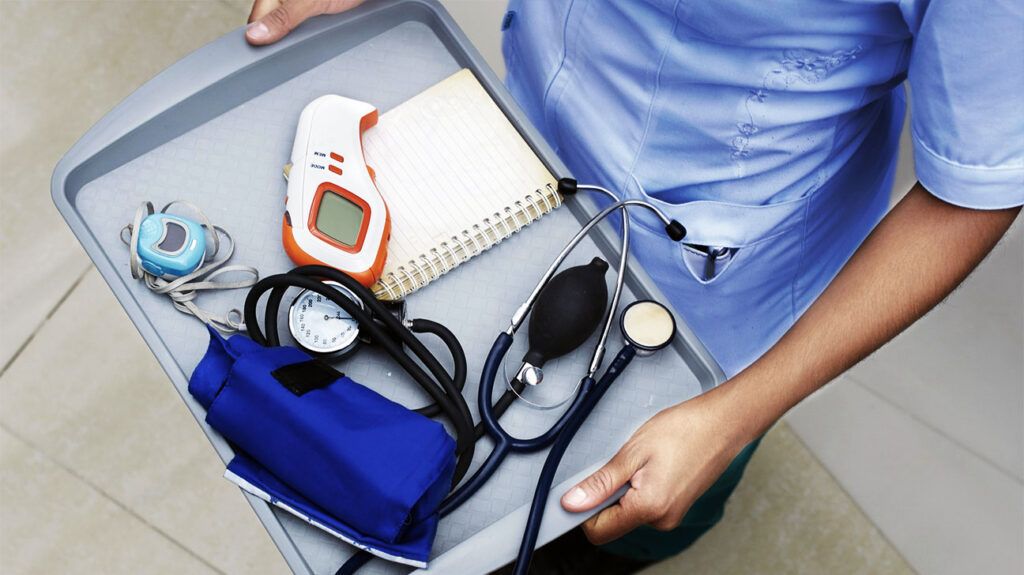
[{"left": 562, "top": 184, "right": 1021, "bottom": 544}]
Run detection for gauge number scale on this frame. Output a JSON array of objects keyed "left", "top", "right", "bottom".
[{"left": 288, "top": 281, "right": 362, "bottom": 356}]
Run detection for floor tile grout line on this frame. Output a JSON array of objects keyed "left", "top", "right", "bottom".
[
  {"left": 0, "top": 263, "right": 93, "bottom": 379},
  {"left": 781, "top": 421, "right": 921, "bottom": 574},
  {"left": 844, "top": 373, "right": 1024, "bottom": 483},
  {"left": 0, "top": 421, "right": 228, "bottom": 575}
]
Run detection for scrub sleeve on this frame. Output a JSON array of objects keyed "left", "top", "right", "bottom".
[{"left": 900, "top": 0, "right": 1024, "bottom": 209}]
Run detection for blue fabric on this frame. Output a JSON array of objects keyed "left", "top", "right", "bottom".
[
  {"left": 188, "top": 327, "right": 455, "bottom": 564},
  {"left": 503, "top": 0, "right": 1023, "bottom": 376},
  {"left": 226, "top": 454, "right": 443, "bottom": 566}
]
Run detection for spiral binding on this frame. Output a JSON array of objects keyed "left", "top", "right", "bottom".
[{"left": 372, "top": 183, "right": 561, "bottom": 301}]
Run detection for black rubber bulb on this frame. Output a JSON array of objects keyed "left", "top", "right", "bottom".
[{"left": 524, "top": 257, "right": 609, "bottom": 368}]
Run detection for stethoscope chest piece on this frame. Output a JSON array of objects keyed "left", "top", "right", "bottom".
[{"left": 620, "top": 300, "right": 676, "bottom": 355}]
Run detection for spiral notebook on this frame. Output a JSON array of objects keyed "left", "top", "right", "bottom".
[{"left": 362, "top": 69, "right": 560, "bottom": 301}]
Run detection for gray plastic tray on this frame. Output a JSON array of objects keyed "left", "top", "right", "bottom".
[{"left": 51, "top": 2, "right": 724, "bottom": 573}]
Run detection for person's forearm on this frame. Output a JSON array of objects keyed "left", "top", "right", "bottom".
[{"left": 705, "top": 183, "right": 1020, "bottom": 447}]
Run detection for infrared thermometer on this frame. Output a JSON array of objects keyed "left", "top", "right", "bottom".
[{"left": 283, "top": 95, "right": 390, "bottom": 287}]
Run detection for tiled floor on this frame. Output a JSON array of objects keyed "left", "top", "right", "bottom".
[
  {"left": 788, "top": 219, "right": 1024, "bottom": 575},
  {"left": 2, "top": 1, "right": 1016, "bottom": 575},
  {"left": 1, "top": 2, "right": 289, "bottom": 573}
]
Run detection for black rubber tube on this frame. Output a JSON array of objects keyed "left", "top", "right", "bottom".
[
  {"left": 243, "top": 269, "right": 475, "bottom": 485},
  {"left": 284, "top": 267, "right": 475, "bottom": 454},
  {"left": 333, "top": 551, "right": 371, "bottom": 575},
  {"left": 258, "top": 284, "right": 468, "bottom": 419},
  {"left": 256, "top": 266, "right": 464, "bottom": 411},
  {"left": 410, "top": 318, "right": 467, "bottom": 418}
]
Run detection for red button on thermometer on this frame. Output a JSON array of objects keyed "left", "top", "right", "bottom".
[{"left": 283, "top": 95, "right": 390, "bottom": 287}]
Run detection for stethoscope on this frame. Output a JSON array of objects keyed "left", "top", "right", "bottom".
[
  {"left": 332, "top": 178, "right": 688, "bottom": 575},
  {"left": 439, "top": 180, "right": 687, "bottom": 573},
  {"left": 435, "top": 179, "right": 684, "bottom": 510}
]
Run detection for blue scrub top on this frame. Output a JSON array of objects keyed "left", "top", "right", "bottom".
[{"left": 502, "top": 0, "right": 1023, "bottom": 376}]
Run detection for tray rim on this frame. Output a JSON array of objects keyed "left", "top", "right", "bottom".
[{"left": 50, "top": 1, "right": 726, "bottom": 573}]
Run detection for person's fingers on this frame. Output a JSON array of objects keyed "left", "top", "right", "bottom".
[
  {"left": 246, "top": 0, "right": 367, "bottom": 45},
  {"left": 248, "top": 0, "right": 281, "bottom": 23},
  {"left": 246, "top": 0, "right": 323, "bottom": 45},
  {"left": 579, "top": 488, "right": 654, "bottom": 545},
  {"left": 561, "top": 449, "right": 639, "bottom": 513}
]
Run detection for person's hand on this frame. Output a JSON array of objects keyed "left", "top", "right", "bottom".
[
  {"left": 560, "top": 394, "right": 746, "bottom": 544},
  {"left": 246, "top": 0, "right": 366, "bottom": 45}
]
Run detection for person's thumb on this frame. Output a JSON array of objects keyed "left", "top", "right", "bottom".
[
  {"left": 246, "top": 0, "right": 322, "bottom": 45},
  {"left": 561, "top": 450, "right": 638, "bottom": 512},
  {"left": 246, "top": 0, "right": 367, "bottom": 45}
]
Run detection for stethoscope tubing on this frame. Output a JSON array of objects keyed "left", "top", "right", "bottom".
[
  {"left": 512, "top": 344, "right": 638, "bottom": 575},
  {"left": 439, "top": 332, "right": 597, "bottom": 516},
  {"left": 510, "top": 198, "right": 666, "bottom": 334},
  {"left": 576, "top": 185, "right": 630, "bottom": 376},
  {"left": 440, "top": 196, "right": 675, "bottom": 528}
]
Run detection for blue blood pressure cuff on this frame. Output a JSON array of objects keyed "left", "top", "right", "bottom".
[{"left": 188, "top": 328, "right": 455, "bottom": 567}]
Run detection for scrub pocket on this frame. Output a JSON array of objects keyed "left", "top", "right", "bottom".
[
  {"left": 679, "top": 244, "right": 739, "bottom": 285},
  {"left": 628, "top": 194, "right": 811, "bottom": 376},
  {"left": 632, "top": 94, "right": 903, "bottom": 376},
  {"left": 675, "top": 222, "right": 805, "bottom": 289}
]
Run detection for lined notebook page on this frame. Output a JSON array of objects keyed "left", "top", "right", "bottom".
[{"left": 362, "top": 69, "right": 558, "bottom": 299}]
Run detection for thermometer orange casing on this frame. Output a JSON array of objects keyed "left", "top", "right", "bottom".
[{"left": 282, "top": 95, "right": 390, "bottom": 287}]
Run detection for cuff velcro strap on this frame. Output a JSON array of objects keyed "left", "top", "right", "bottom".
[{"left": 272, "top": 359, "right": 343, "bottom": 396}]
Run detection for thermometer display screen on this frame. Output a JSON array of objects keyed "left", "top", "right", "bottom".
[{"left": 316, "top": 191, "right": 364, "bottom": 247}]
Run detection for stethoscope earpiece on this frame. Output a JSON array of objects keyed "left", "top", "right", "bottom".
[
  {"left": 556, "top": 177, "right": 579, "bottom": 196},
  {"left": 665, "top": 220, "right": 687, "bottom": 241}
]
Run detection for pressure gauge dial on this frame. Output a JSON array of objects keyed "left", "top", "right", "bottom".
[{"left": 288, "top": 281, "right": 362, "bottom": 358}]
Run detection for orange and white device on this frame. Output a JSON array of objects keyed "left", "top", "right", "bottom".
[{"left": 282, "top": 95, "right": 390, "bottom": 287}]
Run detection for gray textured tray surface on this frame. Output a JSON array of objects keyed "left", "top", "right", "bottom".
[{"left": 69, "top": 13, "right": 709, "bottom": 575}]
